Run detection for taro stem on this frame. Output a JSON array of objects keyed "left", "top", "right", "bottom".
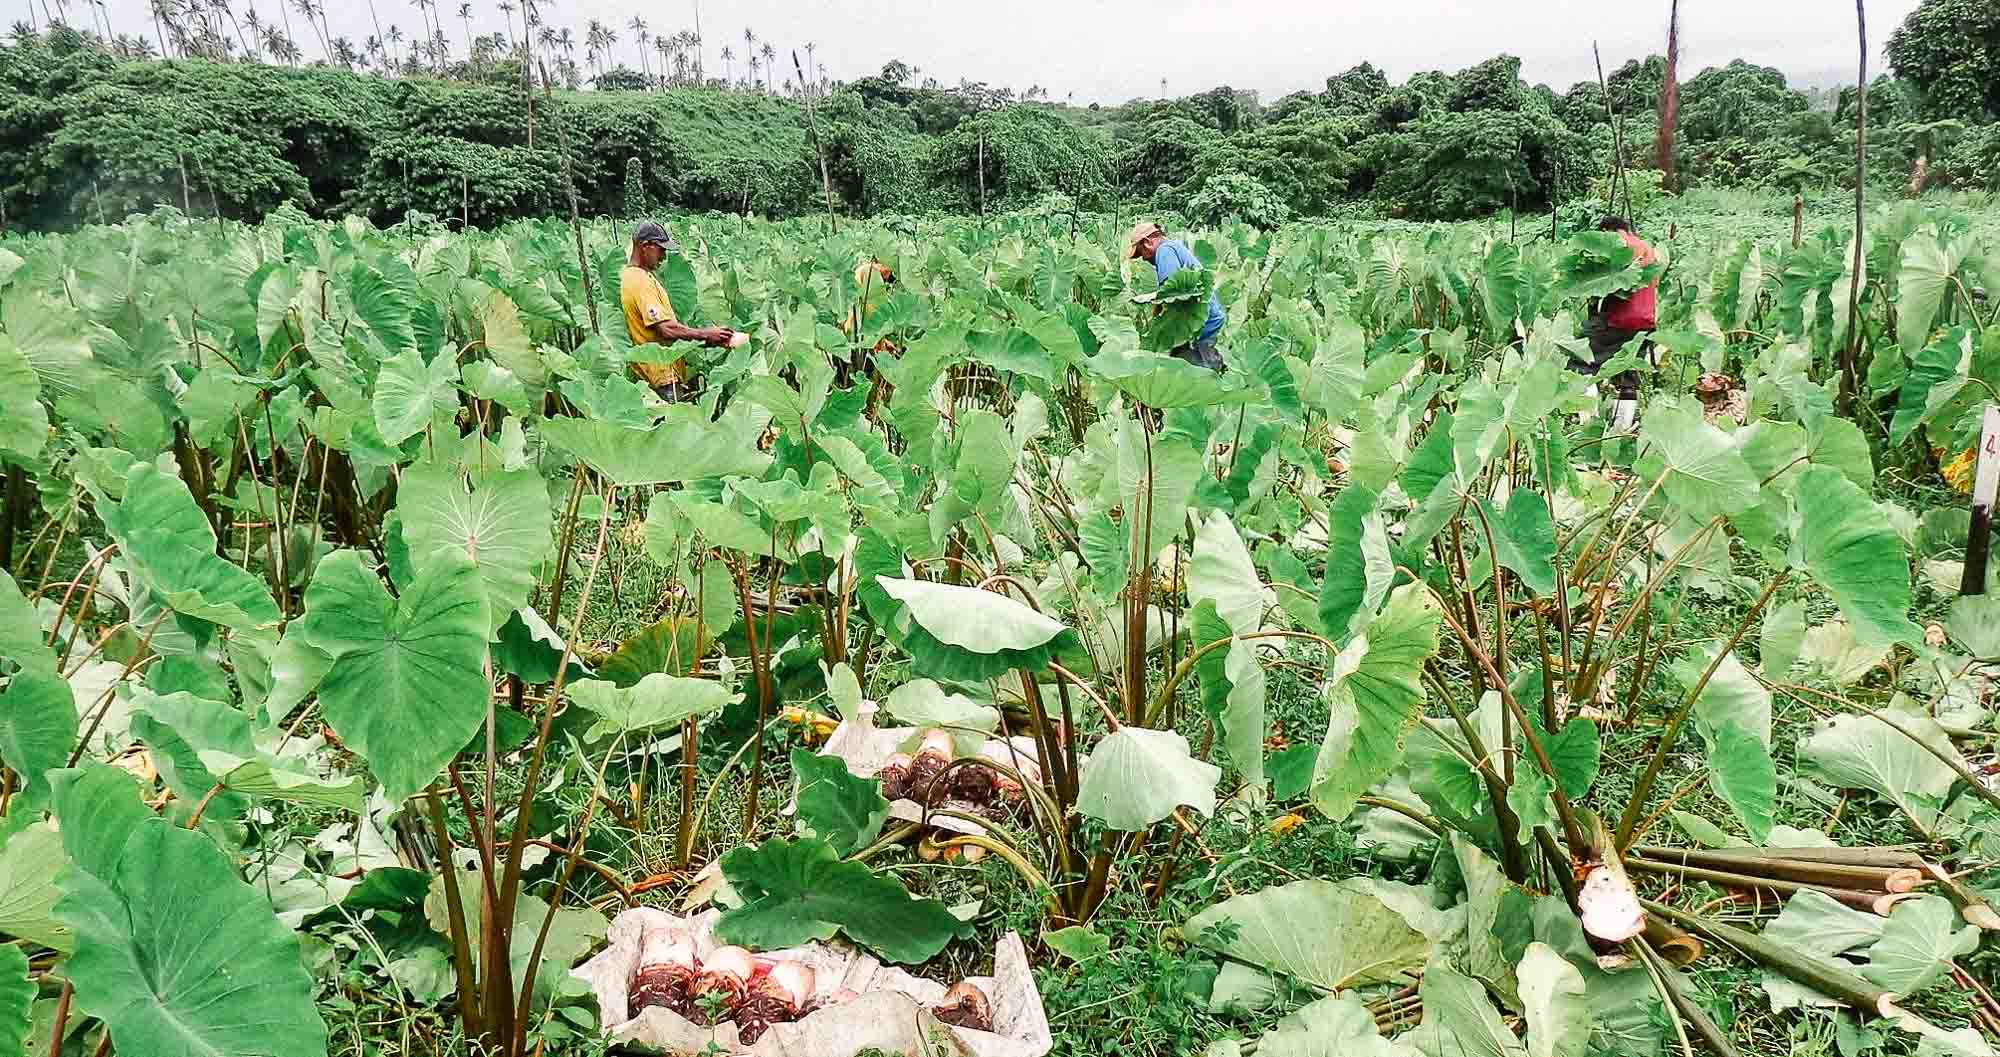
[
  {"left": 1643, "top": 899, "right": 1901, "bottom": 1018},
  {"left": 1628, "top": 848, "right": 1925, "bottom": 893},
  {"left": 1613, "top": 572, "right": 1787, "bottom": 850}
]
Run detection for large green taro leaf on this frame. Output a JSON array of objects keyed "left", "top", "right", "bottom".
[
  {"left": 397, "top": 459, "right": 552, "bottom": 632},
  {"left": 0, "top": 942, "right": 26, "bottom": 1057},
  {"left": 1309, "top": 584, "right": 1442, "bottom": 821},
  {"left": 298, "top": 549, "right": 488, "bottom": 802},
  {"left": 1075, "top": 727, "right": 1221, "bottom": 830},
  {"left": 874, "top": 574, "right": 1079, "bottom": 681},
  {"left": 1520, "top": 942, "right": 1589, "bottom": 1057},
  {"left": 538, "top": 403, "right": 771, "bottom": 485},
  {"left": 1408, "top": 963, "right": 1528, "bottom": 1057},
  {"left": 714, "top": 837, "right": 968, "bottom": 964},
  {"left": 1791, "top": 466, "right": 1917, "bottom": 647},
  {"left": 1317, "top": 485, "right": 1391, "bottom": 642},
  {"left": 0, "top": 570, "right": 55, "bottom": 678},
  {"left": 1861, "top": 895, "right": 1978, "bottom": 997},
  {"left": 1669, "top": 647, "right": 1776, "bottom": 843},
  {"left": 1238, "top": 991, "right": 1418, "bottom": 1057},
  {"left": 0, "top": 673, "right": 75, "bottom": 811},
  {"left": 566, "top": 673, "right": 736, "bottom": 741},
  {"left": 372, "top": 346, "right": 460, "bottom": 446},
  {"left": 56, "top": 819, "right": 328, "bottom": 1057},
  {"left": 1797, "top": 711, "right": 1961, "bottom": 832},
  {"left": 789, "top": 748, "right": 890, "bottom": 858},
  {"left": 877, "top": 576, "right": 1065, "bottom": 653},
  {"left": 1895, "top": 230, "right": 1963, "bottom": 360},
  {"left": 101, "top": 463, "right": 280, "bottom": 631},
  {"left": 0, "top": 821, "right": 72, "bottom": 954},
  {"left": 1639, "top": 403, "right": 1760, "bottom": 524},
  {"left": 0, "top": 334, "right": 46, "bottom": 463},
  {"left": 1186, "top": 879, "right": 1431, "bottom": 992}
]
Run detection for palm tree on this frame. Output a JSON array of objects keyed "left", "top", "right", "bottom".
[
  {"left": 409, "top": 0, "right": 434, "bottom": 69},
  {"left": 457, "top": 1, "right": 473, "bottom": 69},
  {"left": 362, "top": 0, "right": 390, "bottom": 72},
  {"left": 745, "top": 52, "right": 758, "bottom": 91},
  {"left": 147, "top": 0, "right": 171, "bottom": 57},
  {"left": 291, "top": 0, "right": 324, "bottom": 58},
  {"left": 209, "top": 0, "right": 250, "bottom": 59},
  {"left": 330, "top": 33, "right": 356, "bottom": 67},
  {"left": 242, "top": 1, "right": 262, "bottom": 57},
  {"left": 494, "top": 0, "right": 511, "bottom": 47},
  {"left": 582, "top": 18, "right": 602, "bottom": 77},
  {"left": 759, "top": 40, "right": 773, "bottom": 92},
  {"left": 718, "top": 43, "right": 731, "bottom": 85},
  {"left": 626, "top": 15, "right": 648, "bottom": 84},
  {"left": 534, "top": 22, "right": 554, "bottom": 53}
]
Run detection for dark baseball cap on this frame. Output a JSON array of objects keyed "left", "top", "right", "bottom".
[{"left": 633, "top": 221, "right": 679, "bottom": 250}]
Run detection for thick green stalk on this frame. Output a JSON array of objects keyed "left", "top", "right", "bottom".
[
  {"left": 1614, "top": 572, "right": 1787, "bottom": 849},
  {"left": 1643, "top": 899, "right": 1900, "bottom": 1018}
]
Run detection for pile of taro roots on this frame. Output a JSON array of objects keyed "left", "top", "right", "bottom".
[
  {"left": 628, "top": 921, "right": 996, "bottom": 1044},
  {"left": 877, "top": 729, "right": 1036, "bottom": 820}
]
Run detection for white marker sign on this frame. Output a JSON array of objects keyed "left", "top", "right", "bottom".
[{"left": 1976, "top": 404, "right": 2000, "bottom": 510}]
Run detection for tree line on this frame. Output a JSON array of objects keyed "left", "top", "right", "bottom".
[{"left": 0, "top": 0, "right": 1996, "bottom": 232}]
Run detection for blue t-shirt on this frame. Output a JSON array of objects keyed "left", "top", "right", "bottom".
[{"left": 1153, "top": 239, "right": 1227, "bottom": 344}]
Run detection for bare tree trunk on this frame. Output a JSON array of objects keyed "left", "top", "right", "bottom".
[
  {"left": 1593, "top": 42, "right": 1629, "bottom": 216},
  {"left": 539, "top": 60, "right": 599, "bottom": 336},
  {"left": 1654, "top": 0, "right": 1681, "bottom": 192},
  {"left": 1840, "top": 0, "right": 1867, "bottom": 417},
  {"left": 793, "top": 49, "right": 836, "bottom": 233}
]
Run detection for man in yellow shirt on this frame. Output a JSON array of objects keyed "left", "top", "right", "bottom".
[{"left": 621, "top": 222, "right": 739, "bottom": 399}]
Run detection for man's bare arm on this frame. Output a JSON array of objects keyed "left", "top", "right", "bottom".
[{"left": 649, "top": 320, "right": 732, "bottom": 346}]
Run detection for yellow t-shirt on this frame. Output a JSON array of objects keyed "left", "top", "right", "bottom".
[{"left": 621, "top": 265, "right": 683, "bottom": 386}]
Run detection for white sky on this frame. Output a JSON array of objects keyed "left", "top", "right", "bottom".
[{"left": 65, "top": 0, "right": 1921, "bottom": 102}]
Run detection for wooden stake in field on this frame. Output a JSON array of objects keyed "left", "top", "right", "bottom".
[{"left": 1840, "top": 0, "right": 1868, "bottom": 415}]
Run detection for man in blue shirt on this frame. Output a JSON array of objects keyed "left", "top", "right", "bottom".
[{"left": 1127, "top": 221, "right": 1226, "bottom": 371}]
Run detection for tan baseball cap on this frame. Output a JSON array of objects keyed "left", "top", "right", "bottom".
[{"left": 1126, "top": 221, "right": 1164, "bottom": 258}]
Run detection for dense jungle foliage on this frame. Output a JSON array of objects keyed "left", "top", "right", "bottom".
[{"left": 3, "top": 0, "right": 2000, "bottom": 232}]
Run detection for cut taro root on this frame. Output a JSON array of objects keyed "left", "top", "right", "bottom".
[
  {"left": 949, "top": 764, "right": 997, "bottom": 804},
  {"left": 689, "top": 945, "right": 753, "bottom": 1025},
  {"left": 877, "top": 752, "right": 915, "bottom": 802},
  {"left": 907, "top": 729, "right": 954, "bottom": 805},
  {"left": 629, "top": 923, "right": 700, "bottom": 1019},
  {"left": 932, "top": 980, "right": 994, "bottom": 1033},
  {"left": 736, "top": 960, "right": 817, "bottom": 1044}
]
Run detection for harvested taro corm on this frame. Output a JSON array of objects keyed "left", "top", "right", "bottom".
[{"left": 932, "top": 980, "right": 995, "bottom": 1033}]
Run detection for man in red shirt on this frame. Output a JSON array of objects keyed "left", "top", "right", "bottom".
[{"left": 1582, "top": 216, "right": 1660, "bottom": 431}]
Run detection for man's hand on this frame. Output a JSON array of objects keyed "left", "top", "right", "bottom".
[{"left": 649, "top": 321, "right": 736, "bottom": 348}]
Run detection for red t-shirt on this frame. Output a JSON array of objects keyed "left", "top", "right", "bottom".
[{"left": 1604, "top": 230, "right": 1658, "bottom": 331}]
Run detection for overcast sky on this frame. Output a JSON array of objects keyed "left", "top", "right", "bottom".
[{"left": 70, "top": 0, "right": 1921, "bottom": 102}]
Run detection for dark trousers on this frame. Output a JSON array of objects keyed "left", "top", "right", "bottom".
[
  {"left": 1170, "top": 336, "right": 1225, "bottom": 372},
  {"left": 1581, "top": 313, "right": 1645, "bottom": 400}
]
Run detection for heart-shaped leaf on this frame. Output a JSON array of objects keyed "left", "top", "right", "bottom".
[{"left": 299, "top": 549, "right": 488, "bottom": 802}]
